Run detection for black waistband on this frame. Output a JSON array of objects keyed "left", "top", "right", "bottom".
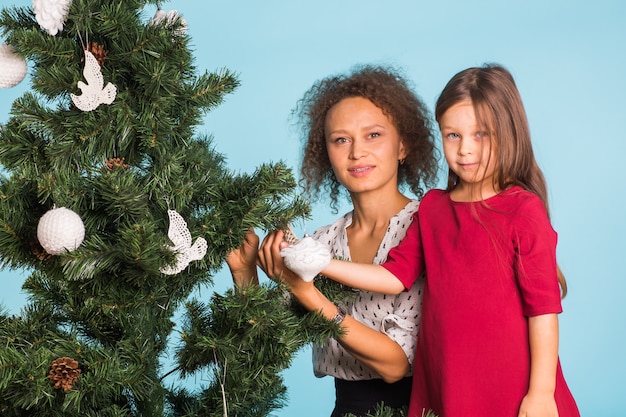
[{"left": 331, "top": 376, "right": 412, "bottom": 417}]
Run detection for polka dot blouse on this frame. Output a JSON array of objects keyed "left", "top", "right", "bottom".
[{"left": 312, "top": 200, "right": 423, "bottom": 381}]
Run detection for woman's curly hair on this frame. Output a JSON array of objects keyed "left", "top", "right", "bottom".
[{"left": 292, "top": 64, "right": 440, "bottom": 212}]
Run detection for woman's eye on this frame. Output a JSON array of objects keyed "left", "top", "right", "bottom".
[
  {"left": 368, "top": 132, "right": 380, "bottom": 139},
  {"left": 334, "top": 137, "right": 348, "bottom": 144}
]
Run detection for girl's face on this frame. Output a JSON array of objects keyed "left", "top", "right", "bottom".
[
  {"left": 324, "top": 97, "right": 406, "bottom": 197},
  {"left": 439, "top": 100, "right": 498, "bottom": 200}
]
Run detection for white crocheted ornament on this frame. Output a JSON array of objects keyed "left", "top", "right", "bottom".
[
  {"left": 148, "top": 9, "right": 187, "bottom": 37},
  {"left": 37, "top": 207, "right": 85, "bottom": 255},
  {"left": 0, "top": 44, "right": 27, "bottom": 88},
  {"left": 160, "top": 210, "right": 207, "bottom": 275},
  {"left": 32, "top": 0, "right": 72, "bottom": 36},
  {"left": 279, "top": 236, "right": 331, "bottom": 282},
  {"left": 70, "top": 49, "right": 117, "bottom": 111}
]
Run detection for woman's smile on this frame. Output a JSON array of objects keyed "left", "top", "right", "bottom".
[{"left": 348, "top": 164, "right": 375, "bottom": 176}]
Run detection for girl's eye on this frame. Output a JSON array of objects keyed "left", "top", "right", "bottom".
[
  {"left": 445, "top": 132, "right": 460, "bottom": 140},
  {"left": 476, "top": 131, "right": 490, "bottom": 138}
]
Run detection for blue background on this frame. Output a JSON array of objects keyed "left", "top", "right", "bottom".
[{"left": 1, "top": 1, "right": 624, "bottom": 416}]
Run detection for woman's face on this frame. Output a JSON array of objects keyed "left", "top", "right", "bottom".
[{"left": 324, "top": 97, "right": 406, "bottom": 196}]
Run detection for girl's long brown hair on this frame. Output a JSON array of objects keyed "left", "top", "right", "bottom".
[{"left": 435, "top": 64, "right": 567, "bottom": 297}]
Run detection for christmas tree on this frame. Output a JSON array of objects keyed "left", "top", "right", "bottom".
[{"left": 0, "top": 1, "right": 345, "bottom": 416}]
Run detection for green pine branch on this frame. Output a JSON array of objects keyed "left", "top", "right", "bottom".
[
  {"left": 0, "top": 1, "right": 312, "bottom": 416},
  {"left": 174, "top": 282, "right": 342, "bottom": 416},
  {"left": 342, "top": 406, "right": 439, "bottom": 417}
]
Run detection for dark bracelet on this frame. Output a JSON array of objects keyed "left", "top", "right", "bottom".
[{"left": 331, "top": 303, "right": 347, "bottom": 325}]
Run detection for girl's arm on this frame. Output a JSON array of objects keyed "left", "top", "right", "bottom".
[
  {"left": 278, "top": 228, "right": 406, "bottom": 294},
  {"left": 258, "top": 231, "right": 410, "bottom": 382},
  {"left": 323, "top": 258, "right": 406, "bottom": 295},
  {"left": 518, "top": 313, "right": 559, "bottom": 417}
]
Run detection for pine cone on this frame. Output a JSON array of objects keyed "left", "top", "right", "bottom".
[
  {"left": 30, "top": 238, "right": 52, "bottom": 261},
  {"left": 48, "top": 357, "right": 81, "bottom": 391},
  {"left": 88, "top": 42, "right": 108, "bottom": 67},
  {"left": 105, "top": 157, "right": 129, "bottom": 170},
  {"left": 282, "top": 226, "right": 300, "bottom": 245}
]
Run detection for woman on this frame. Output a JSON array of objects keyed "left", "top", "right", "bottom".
[{"left": 227, "top": 65, "right": 439, "bottom": 416}]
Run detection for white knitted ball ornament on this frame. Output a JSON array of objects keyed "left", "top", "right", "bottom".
[
  {"left": 37, "top": 207, "right": 85, "bottom": 255},
  {"left": 0, "top": 44, "right": 27, "bottom": 88}
]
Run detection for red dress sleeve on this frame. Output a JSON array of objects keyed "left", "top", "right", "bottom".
[
  {"left": 513, "top": 195, "right": 563, "bottom": 316},
  {"left": 381, "top": 212, "right": 425, "bottom": 290}
]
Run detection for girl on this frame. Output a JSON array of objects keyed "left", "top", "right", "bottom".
[
  {"left": 228, "top": 65, "right": 440, "bottom": 416},
  {"left": 278, "top": 64, "right": 580, "bottom": 417}
]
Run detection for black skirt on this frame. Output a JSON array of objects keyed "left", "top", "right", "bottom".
[{"left": 331, "top": 376, "right": 412, "bottom": 417}]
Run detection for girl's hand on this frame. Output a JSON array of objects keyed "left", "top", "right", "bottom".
[
  {"left": 226, "top": 228, "right": 260, "bottom": 286},
  {"left": 518, "top": 392, "right": 558, "bottom": 417},
  {"left": 279, "top": 236, "right": 331, "bottom": 282},
  {"left": 521, "top": 314, "right": 559, "bottom": 417}
]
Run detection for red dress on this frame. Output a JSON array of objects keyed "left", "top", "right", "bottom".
[{"left": 382, "top": 187, "right": 580, "bottom": 417}]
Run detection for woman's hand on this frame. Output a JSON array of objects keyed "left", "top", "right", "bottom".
[
  {"left": 256, "top": 230, "right": 286, "bottom": 281},
  {"left": 226, "top": 228, "right": 260, "bottom": 286},
  {"left": 258, "top": 230, "right": 319, "bottom": 305}
]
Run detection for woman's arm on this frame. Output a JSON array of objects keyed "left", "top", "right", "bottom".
[
  {"left": 225, "top": 228, "right": 260, "bottom": 287},
  {"left": 259, "top": 231, "right": 410, "bottom": 382},
  {"left": 518, "top": 313, "right": 559, "bottom": 417},
  {"left": 292, "top": 282, "right": 410, "bottom": 382}
]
